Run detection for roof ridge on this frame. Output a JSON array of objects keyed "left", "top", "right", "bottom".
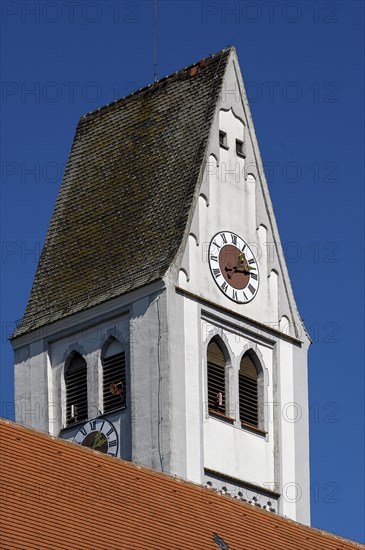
[{"left": 80, "top": 46, "right": 234, "bottom": 120}]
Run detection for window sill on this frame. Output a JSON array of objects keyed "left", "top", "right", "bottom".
[
  {"left": 63, "top": 418, "right": 88, "bottom": 430},
  {"left": 102, "top": 405, "right": 127, "bottom": 415},
  {"left": 209, "top": 409, "right": 235, "bottom": 424},
  {"left": 62, "top": 406, "right": 127, "bottom": 431},
  {"left": 219, "top": 143, "right": 229, "bottom": 151},
  {"left": 236, "top": 151, "right": 246, "bottom": 159},
  {"left": 241, "top": 422, "right": 267, "bottom": 436}
]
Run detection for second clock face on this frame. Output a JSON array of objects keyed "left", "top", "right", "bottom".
[
  {"left": 208, "top": 231, "right": 259, "bottom": 303},
  {"left": 73, "top": 418, "right": 118, "bottom": 457}
]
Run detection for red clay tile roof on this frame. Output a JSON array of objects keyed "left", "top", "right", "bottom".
[{"left": 0, "top": 419, "right": 363, "bottom": 550}]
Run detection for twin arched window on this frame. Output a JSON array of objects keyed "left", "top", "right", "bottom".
[
  {"left": 64, "top": 339, "right": 126, "bottom": 427},
  {"left": 207, "top": 337, "right": 261, "bottom": 430}
]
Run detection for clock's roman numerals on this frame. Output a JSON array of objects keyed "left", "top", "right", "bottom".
[
  {"left": 74, "top": 433, "right": 83, "bottom": 443},
  {"left": 248, "top": 284, "right": 256, "bottom": 295},
  {"left": 209, "top": 232, "right": 259, "bottom": 303},
  {"left": 74, "top": 420, "right": 118, "bottom": 457}
]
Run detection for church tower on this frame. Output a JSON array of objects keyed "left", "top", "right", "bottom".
[{"left": 11, "top": 48, "right": 311, "bottom": 524}]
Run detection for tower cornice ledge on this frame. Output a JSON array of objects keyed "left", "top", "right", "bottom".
[{"left": 175, "top": 286, "right": 305, "bottom": 346}]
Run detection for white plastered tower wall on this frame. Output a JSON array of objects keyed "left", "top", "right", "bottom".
[
  {"left": 165, "top": 49, "right": 311, "bottom": 524},
  {"left": 12, "top": 282, "right": 174, "bottom": 472}
]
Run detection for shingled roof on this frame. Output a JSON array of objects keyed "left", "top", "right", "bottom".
[
  {"left": 0, "top": 419, "right": 363, "bottom": 549},
  {"left": 13, "top": 48, "right": 232, "bottom": 338}
]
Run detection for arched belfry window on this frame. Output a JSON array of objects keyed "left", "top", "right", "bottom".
[
  {"left": 207, "top": 339, "right": 227, "bottom": 415},
  {"left": 239, "top": 354, "right": 259, "bottom": 428},
  {"left": 65, "top": 352, "right": 88, "bottom": 426},
  {"left": 102, "top": 339, "right": 126, "bottom": 414}
]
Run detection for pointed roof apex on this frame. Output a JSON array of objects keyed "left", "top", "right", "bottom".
[{"left": 81, "top": 47, "right": 235, "bottom": 121}]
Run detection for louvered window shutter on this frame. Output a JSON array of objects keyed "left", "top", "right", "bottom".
[
  {"left": 239, "top": 355, "right": 258, "bottom": 427},
  {"left": 207, "top": 341, "right": 226, "bottom": 414},
  {"left": 103, "top": 352, "right": 126, "bottom": 413},
  {"left": 65, "top": 354, "right": 88, "bottom": 426}
]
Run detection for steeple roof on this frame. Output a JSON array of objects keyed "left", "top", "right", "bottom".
[{"left": 13, "top": 48, "right": 232, "bottom": 338}]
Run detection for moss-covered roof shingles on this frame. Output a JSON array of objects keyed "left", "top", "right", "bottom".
[{"left": 13, "top": 49, "right": 231, "bottom": 338}]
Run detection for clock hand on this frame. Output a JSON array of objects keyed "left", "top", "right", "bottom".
[
  {"left": 225, "top": 253, "right": 253, "bottom": 280},
  {"left": 236, "top": 252, "right": 252, "bottom": 273},
  {"left": 92, "top": 431, "right": 106, "bottom": 450}
]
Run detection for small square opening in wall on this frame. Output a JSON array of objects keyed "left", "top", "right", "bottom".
[
  {"left": 219, "top": 131, "right": 228, "bottom": 148},
  {"left": 236, "top": 139, "right": 245, "bottom": 157}
]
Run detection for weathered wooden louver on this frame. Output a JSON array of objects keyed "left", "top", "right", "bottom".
[
  {"left": 103, "top": 352, "right": 126, "bottom": 413},
  {"left": 65, "top": 353, "right": 88, "bottom": 426},
  {"left": 239, "top": 355, "right": 258, "bottom": 427},
  {"left": 207, "top": 340, "right": 226, "bottom": 414}
]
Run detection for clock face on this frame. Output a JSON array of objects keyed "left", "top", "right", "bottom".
[
  {"left": 208, "top": 231, "right": 259, "bottom": 303},
  {"left": 73, "top": 418, "right": 118, "bottom": 457}
]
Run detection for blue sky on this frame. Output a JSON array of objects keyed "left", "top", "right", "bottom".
[{"left": 1, "top": 0, "right": 364, "bottom": 543}]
